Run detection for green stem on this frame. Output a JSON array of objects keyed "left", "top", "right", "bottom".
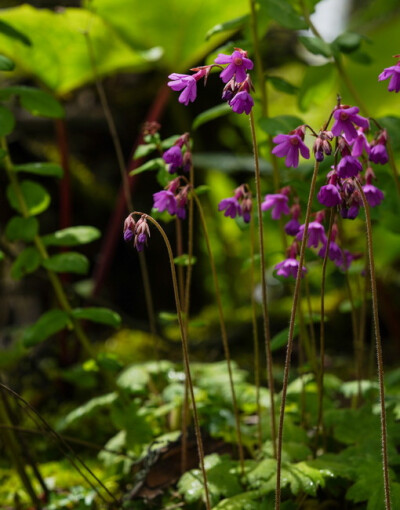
[
  {"left": 191, "top": 195, "right": 245, "bottom": 475},
  {"left": 275, "top": 161, "right": 320, "bottom": 510},
  {"left": 249, "top": 110, "right": 277, "bottom": 457},
  {"left": 250, "top": 215, "right": 263, "bottom": 450},
  {"left": 355, "top": 182, "right": 391, "bottom": 510},
  {"left": 133, "top": 212, "right": 211, "bottom": 510}
]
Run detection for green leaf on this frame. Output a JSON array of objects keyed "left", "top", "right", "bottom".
[
  {"left": 5, "top": 216, "right": 39, "bottom": 242},
  {"left": 71, "top": 307, "right": 121, "bottom": 328},
  {"left": 263, "top": 0, "right": 307, "bottom": 30},
  {"left": 0, "top": 54, "right": 15, "bottom": 71},
  {"left": 0, "top": 251, "right": 4, "bottom": 262},
  {"left": 133, "top": 143, "right": 157, "bottom": 160},
  {"left": 205, "top": 14, "right": 249, "bottom": 40},
  {"left": 117, "top": 364, "right": 150, "bottom": 393},
  {"left": 194, "top": 184, "right": 211, "bottom": 195},
  {"left": 42, "top": 252, "right": 89, "bottom": 274},
  {"left": 193, "top": 103, "right": 232, "bottom": 130},
  {"left": 13, "top": 162, "right": 63, "bottom": 178},
  {"left": 160, "top": 135, "right": 181, "bottom": 149},
  {"left": 11, "top": 246, "right": 41, "bottom": 279},
  {"left": 259, "top": 115, "right": 304, "bottom": 136},
  {"left": 213, "top": 491, "right": 266, "bottom": 509},
  {"left": 270, "top": 326, "right": 299, "bottom": 352},
  {"left": 378, "top": 116, "right": 400, "bottom": 152},
  {"left": 7, "top": 180, "right": 51, "bottom": 216},
  {"left": 346, "top": 50, "right": 373, "bottom": 65},
  {"left": 173, "top": 254, "right": 197, "bottom": 266},
  {"left": 41, "top": 226, "right": 101, "bottom": 247},
  {"left": 0, "top": 19, "right": 31, "bottom": 46},
  {"left": 0, "top": 105, "right": 15, "bottom": 136},
  {"left": 129, "top": 157, "right": 164, "bottom": 176},
  {"left": 58, "top": 392, "right": 117, "bottom": 430},
  {"left": 297, "top": 63, "right": 335, "bottom": 112},
  {"left": 0, "top": 86, "right": 64, "bottom": 118},
  {"left": 110, "top": 400, "right": 152, "bottom": 453},
  {"left": 267, "top": 76, "right": 298, "bottom": 95},
  {"left": 23, "top": 309, "right": 71, "bottom": 347},
  {"left": 333, "top": 32, "right": 362, "bottom": 54},
  {"left": 298, "top": 35, "right": 332, "bottom": 58}
]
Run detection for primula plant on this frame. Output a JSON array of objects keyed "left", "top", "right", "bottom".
[{"left": 2, "top": 1, "right": 400, "bottom": 510}]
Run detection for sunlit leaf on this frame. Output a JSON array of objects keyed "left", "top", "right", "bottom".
[
  {"left": 42, "top": 252, "right": 89, "bottom": 274},
  {"left": 0, "top": 19, "right": 31, "bottom": 46},
  {"left": 41, "top": 226, "right": 101, "bottom": 246},
  {"left": 0, "top": 54, "right": 15, "bottom": 71},
  {"left": 7, "top": 180, "right": 51, "bottom": 216},
  {"left": 173, "top": 254, "right": 197, "bottom": 266},
  {"left": 297, "top": 63, "right": 335, "bottom": 112}
]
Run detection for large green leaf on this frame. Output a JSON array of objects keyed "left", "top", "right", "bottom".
[
  {"left": 71, "top": 307, "right": 121, "bottom": 328},
  {"left": 0, "top": 5, "right": 158, "bottom": 95},
  {"left": 41, "top": 226, "right": 101, "bottom": 247},
  {"left": 23, "top": 309, "right": 71, "bottom": 347},
  {"left": 42, "top": 252, "right": 89, "bottom": 274},
  {"left": 7, "top": 180, "right": 51, "bottom": 216},
  {"left": 0, "top": 86, "right": 64, "bottom": 118},
  {"left": 5, "top": 216, "right": 39, "bottom": 242},
  {"left": 58, "top": 392, "right": 117, "bottom": 430},
  {"left": 85, "top": 0, "right": 249, "bottom": 70}
]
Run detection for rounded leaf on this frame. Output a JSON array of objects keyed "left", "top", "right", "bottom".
[
  {"left": 7, "top": 180, "right": 51, "bottom": 216},
  {"left": 11, "top": 246, "right": 41, "bottom": 280},
  {"left": 42, "top": 252, "right": 89, "bottom": 274},
  {"left": 5, "top": 216, "right": 39, "bottom": 242},
  {"left": 23, "top": 309, "right": 71, "bottom": 347},
  {"left": 41, "top": 226, "right": 101, "bottom": 247}
]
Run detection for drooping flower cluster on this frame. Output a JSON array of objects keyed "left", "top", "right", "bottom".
[
  {"left": 168, "top": 48, "right": 255, "bottom": 115},
  {"left": 153, "top": 177, "right": 191, "bottom": 220},
  {"left": 275, "top": 242, "right": 307, "bottom": 279},
  {"left": 218, "top": 184, "right": 252, "bottom": 223},
  {"left": 123, "top": 214, "right": 150, "bottom": 252},
  {"left": 162, "top": 133, "right": 192, "bottom": 174}
]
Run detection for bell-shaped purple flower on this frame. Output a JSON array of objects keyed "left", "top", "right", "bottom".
[
  {"left": 317, "top": 184, "right": 341, "bottom": 207},
  {"left": 337, "top": 155, "right": 362, "bottom": 178},
  {"left": 123, "top": 215, "right": 136, "bottom": 242},
  {"left": 318, "top": 241, "right": 342, "bottom": 263},
  {"left": 218, "top": 197, "right": 242, "bottom": 219},
  {"left": 369, "top": 144, "right": 389, "bottom": 165},
  {"left": 153, "top": 190, "right": 177, "bottom": 215},
  {"left": 272, "top": 133, "right": 310, "bottom": 168},
  {"left": 351, "top": 131, "right": 370, "bottom": 158},
  {"left": 163, "top": 146, "right": 183, "bottom": 173},
  {"left": 331, "top": 106, "right": 370, "bottom": 142},
  {"left": 363, "top": 184, "right": 384, "bottom": 207},
  {"left": 285, "top": 218, "right": 301, "bottom": 236},
  {"left": 134, "top": 216, "right": 150, "bottom": 252},
  {"left": 296, "top": 221, "right": 327, "bottom": 248},
  {"left": 378, "top": 62, "right": 400, "bottom": 92},
  {"left": 275, "top": 257, "right": 307, "bottom": 279},
  {"left": 167, "top": 73, "right": 197, "bottom": 105},
  {"left": 214, "top": 50, "right": 254, "bottom": 83},
  {"left": 261, "top": 193, "right": 290, "bottom": 220},
  {"left": 229, "top": 90, "right": 254, "bottom": 115}
]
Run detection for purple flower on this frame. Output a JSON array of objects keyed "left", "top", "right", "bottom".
[
  {"left": 275, "top": 257, "right": 307, "bottom": 279},
  {"left": 123, "top": 215, "right": 136, "bottom": 242},
  {"left": 317, "top": 184, "right": 341, "bottom": 207},
  {"left": 134, "top": 216, "right": 150, "bottom": 252},
  {"left": 296, "top": 221, "right": 327, "bottom": 248},
  {"left": 272, "top": 134, "right": 310, "bottom": 168},
  {"left": 285, "top": 218, "right": 301, "bottom": 236},
  {"left": 363, "top": 184, "right": 384, "bottom": 207},
  {"left": 167, "top": 73, "right": 197, "bottom": 105},
  {"left": 318, "top": 241, "right": 342, "bottom": 263},
  {"left": 335, "top": 249, "right": 355, "bottom": 271},
  {"left": 341, "top": 204, "right": 360, "bottom": 220},
  {"left": 369, "top": 144, "right": 389, "bottom": 165},
  {"left": 331, "top": 106, "right": 370, "bottom": 142},
  {"left": 153, "top": 190, "right": 177, "bottom": 215},
  {"left": 351, "top": 131, "right": 370, "bottom": 158},
  {"left": 337, "top": 155, "right": 362, "bottom": 178},
  {"left": 218, "top": 197, "right": 242, "bottom": 219},
  {"left": 241, "top": 197, "right": 252, "bottom": 223},
  {"left": 229, "top": 91, "right": 254, "bottom": 114},
  {"left": 163, "top": 146, "right": 183, "bottom": 173},
  {"left": 378, "top": 62, "right": 400, "bottom": 92},
  {"left": 214, "top": 50, "right": 254, "bottom": 83},
  {"left": 261, "top": 193, "right": 290, "bottom": 220}
]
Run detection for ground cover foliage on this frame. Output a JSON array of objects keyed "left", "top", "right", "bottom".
[{"left": 1, "top": 0, "right": 400, "bottom": 509}]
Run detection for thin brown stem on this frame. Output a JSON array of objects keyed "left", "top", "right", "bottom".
[
  {"left": 249, "top": 110, "right": 277, "bottom": 457},
  {"left": 275, "top": 161, "right": 320, "bottom": 510},
  {"left": 345, "top": 273, "right": 362, "bottom": 406},
  {"left": 190, "top": 195, "right": 245, "bottom": 475},
  {"left": 355, "top": 181, "right": 391, "bottom": 510},
  {"left": 132, "top": 212, "right": 211, "bottom": 510}
]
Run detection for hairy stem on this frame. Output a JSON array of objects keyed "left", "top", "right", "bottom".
[
  {"left": 191, "top": 195, "right": 245, "bottom": 475},
  {"left": 133, "top": 213, "right": 211, "bottom": 510},
  {"left": 355, "top": 182, "right": 391, "bottom": 510},
  {"left": 249, "top": 110, "right": 277, "bottom": 457},
  {"left": 275, "top": 161, "right": 320, "bottom": 510}
]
